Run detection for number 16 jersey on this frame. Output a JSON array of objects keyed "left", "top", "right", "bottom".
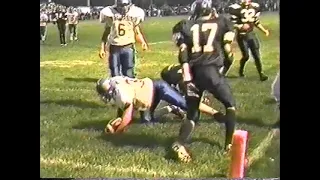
[
  {"left": 100, "top": 5, "right": 145, "bottom": 46},
  {"left": 172, "top": 15, "right": 234, "bottom": 67}
]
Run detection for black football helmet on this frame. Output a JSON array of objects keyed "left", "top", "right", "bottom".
[{"left": 190, "top": 0, "right": 213, "bottom": 20}]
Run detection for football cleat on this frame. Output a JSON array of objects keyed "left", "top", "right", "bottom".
[
  {"left": 171, "top": 142, "right": 192, "bottom": 163},
  {"left": 170, "top": 105, "right": 186, "bottom": 120}
]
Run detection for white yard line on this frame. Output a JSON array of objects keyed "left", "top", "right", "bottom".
[
  {"left": 148, "top": 41, "right": 171, "bottom": 45},
  {"left": 40, "top": 88, "right": 92, "bottom": 92},
  {"left": 247, "top": 129, "right": 278, "bottom": 167},
  {"left": 40, "top": 156, "right": 189, "bottom": 177}
]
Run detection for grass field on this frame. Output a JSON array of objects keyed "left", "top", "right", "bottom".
[{"left": 40, "top": 13, "right": 280, "bottom": 178}]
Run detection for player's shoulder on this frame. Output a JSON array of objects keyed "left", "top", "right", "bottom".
[
  {"left": 229, "top": 3, "right": 241, "bottom": 10},
  {"left": 228, "top": 3, "right": 242, "bottom": 15},
  {"left": 129, "top": 5, "right": 145, "bottom": 16},
  {"left": 172, "top": 19, "right": 191, "bottom": 33},
  {"left": 100, "top": 5, "right": 116, "bottom": 17},
  {"left": 251, "top": 2, "right": 260, "bottom": 8}
]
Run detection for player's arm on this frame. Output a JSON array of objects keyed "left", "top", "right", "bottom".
[
  {"left": 172, "top": 21, "right": 192, "bottom": 81},
  {"left": 134, "top": 25, "right": 148, "bottom": 50},
  {"left": 252, "top": 4, "right": 269, "bottom": 35},
  {"left": 99, "top": 7, "right": 113, "bottom": 58},
  {"left": 172, "top": 21, "right": 200, "bottom": 98},
  {"left": 114, "top": 103, "right": 134, "bottom": 133},
  {"left": 107, "top": 85, "right": 135, "bottom": 133},
  {"left": 223, "top": 18, "right": 236, "bottom": 58},
  {"left": 228, "top": 4, "right": 243, "bottom": 30},
  {"left": 100, "top": 27, "right": 111, "bottom": 50},
  {"left": 134, "top": 8, "right": 148, "bottom": 50}
]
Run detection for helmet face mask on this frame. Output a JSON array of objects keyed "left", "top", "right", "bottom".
[
  {"left": 96, "top": 79, "right": 114, "bottom": 104},
  {"left": 115, "top": 0, "right": 132, "bottom": 15},
  {"left": 190, "top": 0, "right": 213, "bottom": 20}
]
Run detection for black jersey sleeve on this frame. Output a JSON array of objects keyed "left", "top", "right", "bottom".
[
  {"left": 251, "top": 3, "right": 262, "bottom": 26},
  {"left": 228, "top": 4, "right": 242, "bottom": 25},
  {"left": 172, "top": 20, "right": 187, "bottom": 47}
]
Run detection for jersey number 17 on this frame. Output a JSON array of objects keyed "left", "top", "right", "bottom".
[{"left": 191, "top": 23, "right": 218, "bottom": 53}]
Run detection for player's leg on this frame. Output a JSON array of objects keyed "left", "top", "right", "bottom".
[
  {"left": 61, "top": 24, "right": 67, "bottom": 45},
  {"left": 43, "top": 26, "right": 47, "bottom": 41},
  {"left": 195, "top": 65, "right": 236, "bottom": 151},
  {"left": 74, "top": 24, "right": 78, "bottom": 40},
  {"left": 248, "top": 34, "right": 268, "bottom": 81},
  {"left": 57, "top": 24, "right": 64, "bottom": 45},
  {"left": 120, "top": 46, "right": 135, "bottom": 78},
  {"left": 108, "top": 46, "right": 122, "bottom": 77},
  {"left": 172, "top": 89, "right": 202, "bottom": 163},
  {"left": 40, "top": 26, "right": 45, "bottom": 41},
  {"left": 237, "top": 35, "right": 250, "bottom": 77},
  {"left": 68, "top": 24, "right": 73, "bottom": 41},
  {"left": 222, "top": 51, "right": 235, "bottom": 76}
]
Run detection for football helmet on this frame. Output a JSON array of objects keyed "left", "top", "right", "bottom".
[
  {"left": 190, "top": 0, "right": 213, "bottom": 19},
  {"left": 115, "top": 0, "right": 132, "bottom": 15},
  {"left": 96, "top": 78, "right": 115, "bottom": 103},
  {"left": 241, "top": 0, "right": 252, "bottom": 6}
]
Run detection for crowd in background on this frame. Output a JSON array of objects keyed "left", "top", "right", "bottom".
[{"left": 40, "top": 0, "right": 279, "bottom": 22}]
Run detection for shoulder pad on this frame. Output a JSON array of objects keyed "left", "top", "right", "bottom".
[
  {"left": 229, "top": 4, "right": 241, "bottom": 10},
  {"left": 129, "top": 5, "right": 145, "bottom": 19},
  {"left": 172, "top": 20, "right": 186, "bottom": 34},
  {"left": 100, "top": 6, "right": 114, "bottom": 17},
  {"left": 251, "top": 2, "right": 260, "bottom": 8}
]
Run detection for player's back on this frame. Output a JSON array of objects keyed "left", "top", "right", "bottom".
[
  {"left": 111, "top": 76, "right": 154, "bottom": 111},
  {"left": 175, "top": 16, "right": 232, "bottom": 67}
]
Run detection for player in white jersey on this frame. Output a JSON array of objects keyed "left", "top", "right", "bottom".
[
  {"left": 96, "top": 76, "right": 226, "bottom": 133},
  {"left": 99, "top": 0, "right": 148, "bottom": 78},
  {"left": 40, "top": 9, "right": 49, "bottom": 42},
  {"left": 66, "top": 7, "right": 79, "bottom": 41}
]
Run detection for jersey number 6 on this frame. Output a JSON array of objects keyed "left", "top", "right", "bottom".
[
  {"left": 118, "top": 23, "right": 126, "bottom": 36},
  {"left": 191, "top": 23, "right": 218, "bottom": 53}
]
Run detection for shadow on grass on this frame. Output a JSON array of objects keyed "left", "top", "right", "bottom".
[
  {"left": 72, "top": 119, "right": 142, "bottom": 132},
  {"left": 40, "top": 99, "right": 105, "bottom": 109},
  {"left": 73, "top": 118, "right": 222, "bottom": 162},
  {"left": 64, "top": 77, "right": 98, "bottom": 83},
  {"left": 236, "top": 116, "right": 270, "bottom": 128},
  {"left": 264, "top": 98, "right": 277, "bottom": 105}
]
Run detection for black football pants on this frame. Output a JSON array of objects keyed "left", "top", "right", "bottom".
[
  {"left": 187, "top": 64, "right": 236, "bottom": 121},
  {"left": 57, "top": 22, "right": 66, "bottom": 44},
  {"left": 237, "top": 32, "right": 263, "bottom": 75}
]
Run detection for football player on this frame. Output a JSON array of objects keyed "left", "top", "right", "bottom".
[
  {"left": 66, "top": 7, "right": 79, "bottom": 41},
  {"left": 189, "top": 7, "right": 235, "bottom": 77},
  {"left": 170, "top": 0, "right": 237, "bottom": 162},
  {"left": 40, "top": 9, "right": 49, "bottom": 43},
  {"left": 228, "top": 0, "right": 269, "bottom": 81},
  {"left": 99, "top": 0, "right": 148, "bottom": 78},
  {"left": 53, "top": 7, "right": 68, "bottom": 46},
  {"left": 271, "top": 70, "right": 280, "bottom": 128},
  {"left": 96, "top": 76, "right": 225, "bottom": 134}
]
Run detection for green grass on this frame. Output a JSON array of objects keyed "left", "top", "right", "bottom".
[{"left": 40, "top": 14, "right": 280, "bottom": 178}]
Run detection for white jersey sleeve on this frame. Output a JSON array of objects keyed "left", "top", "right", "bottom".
[
  {"left": 129, "top": 5, "right": 145, "bottom": 26},
  {"left": 99, "top": 6, "right": 114, "bottom": 26}
]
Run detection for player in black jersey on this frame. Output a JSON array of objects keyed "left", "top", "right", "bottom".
[
  {"left": 53, "top": 8, "right": 68, "bottom": 46},
  {"left": 170, "top": 0, "right": 237, "bottom": 163},
  {"left": 228, "top": 0, "right": 269, "bottom": 81}
]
